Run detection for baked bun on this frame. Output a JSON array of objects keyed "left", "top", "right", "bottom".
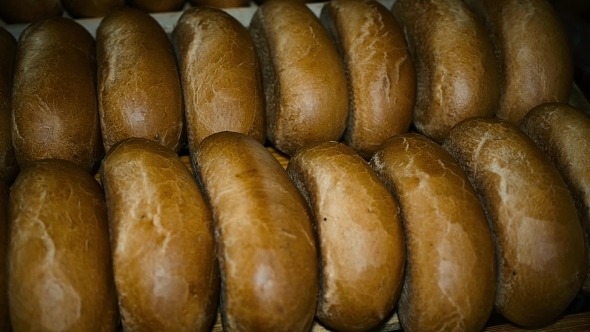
[
  {"left": 443, "top": 118, "right": 586, "bottom": 327},
  {"left": 392, "top": 0, "right": 499, "bottom": 142}
]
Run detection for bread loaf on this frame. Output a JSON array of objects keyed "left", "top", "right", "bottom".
[
  {"left": 250, "top": 0, "right": 349, "bottom": 155},
  {"left": 100, "top": 138, "right": 218, "bottom": 331},
  {"left": 194, "top": 131, "right": 318, "bottom": 331},
  {"left": 0, "top": 28, "right": 18, "bottom": 184},
  {"left": 521, "top": 102, "right": 590, "bottom": 292},
  {"left": 97, "top": 7, "right": 184, "bottom": 153},
  {"left": 8, "top": 159, "right": 118, "bottom": 331},
  {"left": 392, "top": 0, "right": 499, "bottom": 142},
  {"left": 464, "top": 0, "right": 573, "bottom": 125},
  {"left": 61, "top": 0, "right": 124, "bottom": 18},
  {"left": 128, "top": 0, "right": 185, "bottom": 12},
  {"left": 0, "top": 0, "right": 61, "bottom": 24},
  {"left": 287, "top": 141, "right": 406, "bottom": 331},
  {"left": 12, "top": 18, "right": 103, "bottom": 172},
  {"left": 443, "top": 118, "right": 587, "bottom": 327},
  {"left": 173, "top": 7, "right": 265, "bottom": 150},
  {"left": 321, "top": 0, "right": 415, "bottom": 159},
  {"left": 370, "top": 133, "right": 496, "bottom": 332},
  {"left": 0, "top": 182, "right": 9, "bottom": 332}
]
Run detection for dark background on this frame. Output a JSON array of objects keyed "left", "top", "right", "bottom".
[{"left": 551, "top": 0, "right": 590, "bottom": 102}]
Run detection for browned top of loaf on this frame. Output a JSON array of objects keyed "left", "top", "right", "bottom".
[
  {"left": 12, "top": 17, "right": 103, "bottom": 172},
  {"left": 464, "top": 0, "right": 573, "bottom": 125},
  {"left": 173, "top": 7, "right": 265, "bottom": 147},
  {"left": 100, "top": 138, "right": 218, "bottom": 331},
  {"left": 287, "top": 141, "right": 405, "bottom": 331},
  {"left": 521, "top": 103, "right": 590, "bottom": 229},
  {"left": 128, "top": 0, "right": 185, "bottom": 12},
  {"left": 0, "top": 182, "right": 9, "bottom": 332},
  {"left": 443, "top": 118, "right": 586, "bottom": 327},
  {"left": 0, "top": 0, "right": 61, "bottom": 24},
  {"left": 97, "top": 7, "right": 184, "bottom": 153},
  {"left": 250, "top": 0, "right": 349, "bottom": 155},
  {"left": 189, "top": 0, "right": 250, "bottom": 8},
  {"left": 0, "top": 28, "right": 17, "bottom": 184},
  {"left": 8, "top": 159, "right": 117, "bottom": 332},
  {"left": 392, "top": 0, "right": 499, "bottom": 142},
  {"left": 194, "top": 131, "right": 318, "bottom": 332},
  {"left": 322, "top": 0, "right": 415, "bottom": 159},
  {"left": 371, "top": 133, "right": 496, "bottom": 332},
  {"left": 61, "top": 0, "right": 124, "bottom": 18}
]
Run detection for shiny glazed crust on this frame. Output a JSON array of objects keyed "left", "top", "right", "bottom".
[
  {"left": 194, "top": 131, "right": 318, "bottom": 332},
  {"left": 287, "top": 141, "right": 406, "bottom": 332},
  {"left": 521, "top": 103, "right": 590, "bottom": 291},
  {"left": 12, "top": 18, "right": 103, "bottom": 172},
  {"left": 464, "top": 0, "right": 573, "bottom": 125},
  {"left": 443, "top": 118, "right": 587, "bottom": 327},
  {"left": 371, "top": 133, "right": 497, "bottom": 332},
  {"left": 8, "top": 159, "right": 118, "bottom": 331},
  {"left": 250, "top": 0, "right": 349, "bottom": 156},
  {"left": 173, "top": 7, "right": 265, "bottom": 149},
  {"left": 97, "top": 7, "right": 184, "bottom": 153},
  {"left": 392, "top": 0, "right": 499, "bottom": 142},
  {"left": 321, "top": 0, "right": 416, "bottom": 159},
  {"left": 100, "top": 138, "right": 219, "bottom": 331}
]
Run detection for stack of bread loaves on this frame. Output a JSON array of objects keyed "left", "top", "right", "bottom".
[{"left": 0, "top": 0, "right": 589, "bottom": 331}]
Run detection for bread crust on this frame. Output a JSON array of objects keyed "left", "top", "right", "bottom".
[
  {"left": 12, "top": 18, "right": 103, "bottom": 172},
  {"left": 321, "top": 0, "right": 416, "bottom": 159},
  {"left": 521, "top": 103, "right": 590, "bottom": 292},
  {"left": 464, "top": 0, "right": 573, "bottom": 125},
  {"left": 100, "top": 138, "right": 218, "bottom": 331},
  {"left": 250, "top": 0, "right": 349, "bottom": 155},
  {"left": 8, "top": 159, "right": 118, "bottom": 331},
  {"left": 194, "top": 131, "right": 318, "bottom": 332},
  {"left": 443, "top": 118, "right": 587, "bottom": 327},
  {"left": 371, "top": 133, "right": 496, "bottom": 332},
  {"left": 0, "top": 28, "right": 18, "bottom": 184},
  {"left": 0, "top": 0, "right": 61, "bottom": 23},
  {"left": 287, "top": 141, "right": 405, "bottom": 332},
  {"left": 173, "top": 7, "right": 265, "bottom": 149},
  {"left": 97, "top": 7, "right": 184, "bottom": 153},
  {"left": 392, "top": 0, "right": 499, "bottom": 142}
]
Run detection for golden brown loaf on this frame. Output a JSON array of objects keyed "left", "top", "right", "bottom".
[
  {"left": 443, "top": 118, "right": 587, "bottom": 327},
  {"left": 250, "top": 0, "right": 349, "bottom": 156},
  {"left": 128, "top": 0, "right": 185, "bottom": 12},
  {"left": 287, "top": 141, "right": 406, "bottom": 332},
  {"left": 8, "top": 159, "right": 118, "bottom": 331},
  {"left": 61, "top": 0, "right": 124, "bottom": 18},
  {"left": 173, "top": 7, "right": 265, "bottom": 150},
  {"left": 0, "top": 0, "right": 61, "bottom": 24},
  {"left": 12, "top": 18, "right": 103, "bottom": 172},
  {"left": 100, "top": 138, "right": 218, "bottom": 331},
  {"left": 464, "top": 0, "right": 573, "bottom": 125},
  {"left": 371, "top": 134, "right": 496, "bottom": 332},
  {"left": 97, "top": 7, "right": 184, "bottom": 153},
  {"left": 321, "top": 0, "right": 416, "bottom": 159},
  {"left": 194, "top": 131, "right": 318, "bottom": 332},
  {"left": 0, "top": 28, "right": 18, "bottom": 184},
  {"left": 0, "top": 182, "right": 9, "bottom": 331},
  {"left": 521, "top": 103, "right": 590, "bottom": 291},
  {"left": 392, "top": 0, "right": 499, "bottom": 142},
  {"left": 189, "top": 0, "right": 249, "bottom": 8}
]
